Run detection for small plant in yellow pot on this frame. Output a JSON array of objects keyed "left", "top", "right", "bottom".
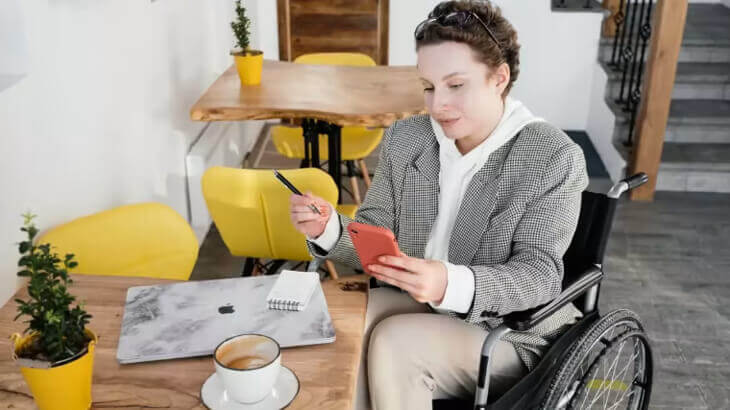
[
  {"left": 11, "top": 213, "right": 95, "bottom": 410},
  {"left": 230, "top": 0, "right": 263, "bottom": 85}
]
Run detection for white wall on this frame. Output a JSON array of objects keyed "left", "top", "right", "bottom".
[
  {"left": 0, "top": 0, "right": 267, "bottom": 307},
  {"left": 0, "top": 0, "right": 30, "bottom": 92},
  {"left": 586, "top": 62, "right": 625, "bottom": 183}
]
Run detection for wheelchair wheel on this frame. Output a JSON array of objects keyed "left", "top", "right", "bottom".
[{"left": 540, "top": 309, "right": 653, "bottom": 410}]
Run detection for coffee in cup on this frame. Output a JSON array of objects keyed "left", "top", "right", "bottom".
[
  {"left": 224, "top": 354, "right": 270, "bottom": 370},
  {"left": 214, "top": 334, "right": 281, "bottom": 403}
]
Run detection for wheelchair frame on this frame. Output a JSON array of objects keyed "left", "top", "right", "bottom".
[{"left": 463, "top": 173, "right": 653, "bottom": 410}]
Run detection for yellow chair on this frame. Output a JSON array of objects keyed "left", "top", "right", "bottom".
[
  {"left": 202, "top": 166, "right": 348, "bottom": 279},
  {"left": 271, "top": 52, "right": 383, "bottom": 204},
  {"left": 38, "top": 203, "right": 199, "bottom": 281}
]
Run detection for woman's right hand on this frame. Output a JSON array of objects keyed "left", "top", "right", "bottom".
[{"left": 289, "top": 192, "right": 332, "bottom": 239}]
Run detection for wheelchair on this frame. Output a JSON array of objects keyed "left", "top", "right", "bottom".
[{"left": 429, "top": 173, "right": 654, "bottom": 410}]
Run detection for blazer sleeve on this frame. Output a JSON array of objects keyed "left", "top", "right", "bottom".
[
  {"left": 461, "top": 143, "right": 589, "bottom": 323},
  {"left": 306, "top": 121, "right": 399, "bottom": 269}
]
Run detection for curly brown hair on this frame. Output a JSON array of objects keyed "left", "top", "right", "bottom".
[{"left": 415, "top": 1, "right": 520, "bottom": 97}]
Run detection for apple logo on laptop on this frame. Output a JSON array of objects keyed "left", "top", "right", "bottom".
[{"left": 218, "top": 304, "right": 235, "bottom": 314}]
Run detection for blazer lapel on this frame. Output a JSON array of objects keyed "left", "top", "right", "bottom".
[
  {"left": 398, "top": 136, "right": 440, "bottom": 259},
  {"left": 448, "top": 142, "right": 512, "bottom": 265}
]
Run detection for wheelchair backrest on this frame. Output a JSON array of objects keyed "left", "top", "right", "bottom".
[{"left": 562, "top": 191, "right": 618, "bottom": 290}]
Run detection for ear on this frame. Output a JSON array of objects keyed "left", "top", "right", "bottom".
[{"left": 492, "top": 62, "right": 511, "bottom": 96}]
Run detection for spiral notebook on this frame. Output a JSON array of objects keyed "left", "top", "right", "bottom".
[{"left": 266, "top": 270, "right": 320, "bottom": 311}]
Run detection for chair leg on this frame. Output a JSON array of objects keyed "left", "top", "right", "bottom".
[
  {"left": 359, "top": 159, "right": 372, "bottom": 188},
  {"left": 242, "top": 258, "right": 256, "bottom": 277},
  {"left": 346, "top": 160, "right": 362, "bottom": 204},
  {"left": 350, "top": 177, "right": 362, "bottom": 205},
  {"left": 251, "top": 258, "right": 262, "bottom": 276},
  {"left": 325, "top": 260, "right": 339, "bottom": 280},
  {"left": 267, "top": 259, "right": 287, "bottom": 276}
]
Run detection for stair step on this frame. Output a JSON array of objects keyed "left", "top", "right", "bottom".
[
  {"left": 603, "top": 62, "right": 730, "bottom": 100},
  {"left": 661, "top": 143, "right": 730, "bottom": 172},
  {"left": 610, "top": 99, "right": 730, "bottom": 144},
  {"left": 613, "top": 142, "right": 730, "bottom": 193},
  {"left": 599, "top": 4, "right": 730, "bottom": 63},
  {"left": 599, "top": 41, "right": 730, "bottom": 64},
  {"left": 658, "top": 143, "right": 730, "bottom": 192},
  {"left": 656, "top": 167, "right": 730, "bottom": 193}
]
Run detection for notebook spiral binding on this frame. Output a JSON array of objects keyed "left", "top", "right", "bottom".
[{"left": 267, "top": 299, "right": 303, "bottom": 311}]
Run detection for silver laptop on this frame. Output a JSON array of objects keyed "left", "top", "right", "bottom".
[{"left": 116, "top": 274, "right": 336, "bottom": 364}]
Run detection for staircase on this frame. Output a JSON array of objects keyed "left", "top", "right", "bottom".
[{"left": 600, "top": 3, "right": 730, "bottom": 193}]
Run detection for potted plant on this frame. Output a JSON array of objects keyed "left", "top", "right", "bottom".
[
  {"left": 230, "top": 0, "right": 263, "bottom": 85},
  {"left": 11, "top": 212, "right": 96, "bottom": 410}
]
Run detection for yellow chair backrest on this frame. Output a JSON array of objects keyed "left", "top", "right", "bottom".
[
  {"left": 202, "top": 167, "right": 338, "bottom": 261},
  {"left": 38, "top": 203, "right": 199, "bottom": 281},
  {"left": 294, "top": 52, "right": 376, "bottom": 67}
]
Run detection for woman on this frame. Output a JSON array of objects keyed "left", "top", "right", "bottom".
[{"left": 289, "top": 1, "right": 588, "bottom": 409}]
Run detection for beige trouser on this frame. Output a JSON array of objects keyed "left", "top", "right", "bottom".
[{"left": 354, "top": 287, "right": 527, "bottom": 410}]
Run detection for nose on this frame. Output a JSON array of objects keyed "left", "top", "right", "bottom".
[{"left": 430, "top": 88, "right": 452, "bottom": 114}]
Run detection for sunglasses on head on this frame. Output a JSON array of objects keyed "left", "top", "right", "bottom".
[{"left": 414, "top": 10, "right": 501, "bottom": 51}]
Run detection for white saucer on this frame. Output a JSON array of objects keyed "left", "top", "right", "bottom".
[{"left": 200, "top": 366, "right": 300, "bottom": 409}]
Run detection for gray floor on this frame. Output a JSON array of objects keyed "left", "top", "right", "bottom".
[
  {"left": 192, "top": 130, "right": 730, "bottom": 409},
  {"left": 601, "top": 192, "right": 730, "bottom": 409}
]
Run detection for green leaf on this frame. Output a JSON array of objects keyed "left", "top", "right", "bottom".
[
  {"left": 17, "top": 256, "right": 31, "bottom": 267},
  {"left": 19, "top": 241, "right": 31, "bottom": 253}
]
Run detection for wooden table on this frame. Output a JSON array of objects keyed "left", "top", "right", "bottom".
[
  {"left": 0, "top": 274, "right": 369, "bottom": 409},
  {"left": 190, "top": 60, "right": 426, "bottom": 201}
]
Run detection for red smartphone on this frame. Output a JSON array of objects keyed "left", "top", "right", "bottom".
[{"left": 347, "top": 222, "right": 400, "bottom": 275}]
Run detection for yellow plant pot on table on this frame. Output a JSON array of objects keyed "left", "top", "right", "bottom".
[
  {"left": 11, "top": 329, "right": 98, "bottom": 410},
  {"left": 232, "top": 49, "right": 264, "bottom": 85},
  {"left": 230, "top": 0, "right": 261, "bottom": 85}
]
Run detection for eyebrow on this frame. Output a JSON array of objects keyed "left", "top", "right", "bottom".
[{"left": 419, "top": 72, "right": 467, "bottom": 84}]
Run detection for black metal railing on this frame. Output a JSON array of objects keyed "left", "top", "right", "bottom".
[{"left": 607, "top": 0, "right": 655, "bottom": 146}]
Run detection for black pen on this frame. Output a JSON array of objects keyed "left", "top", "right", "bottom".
[{"left": 274, "top": 170, "right": 322, "bottom": 215}]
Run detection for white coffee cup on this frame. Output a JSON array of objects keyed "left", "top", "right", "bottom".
[{"left": 213, "top": 333, "right": 282, "bottom": 403}]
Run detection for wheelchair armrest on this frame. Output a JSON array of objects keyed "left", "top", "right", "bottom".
[{"left": 502, "top": 265, "right": 603, "bottom": 331}]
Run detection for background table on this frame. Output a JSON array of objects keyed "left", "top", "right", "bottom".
[
  {"left": 0, "top": 274, "right": 369, "bottom": 409},
  {"left": 190, "top": 60, "right": 426, "bottom": 201}
]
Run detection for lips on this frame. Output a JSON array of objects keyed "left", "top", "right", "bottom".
[{"left": 438, "top": 118, "right": 460, "bottom": 127}]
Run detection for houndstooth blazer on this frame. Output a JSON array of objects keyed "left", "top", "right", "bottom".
[{"left": 308, "top": 114, "right": 589, "bottom": 370}]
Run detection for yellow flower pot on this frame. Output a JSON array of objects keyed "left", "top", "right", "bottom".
[
  {"left": 11, "top": 329, "right": 97, "bottom": 410},
  {"left": 232, "top": 49, "right": 264, "bottom": 85}
]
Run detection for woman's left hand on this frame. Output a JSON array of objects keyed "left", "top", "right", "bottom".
[{"left": 368, "top": 252, "right": 448, "bottom": 304}]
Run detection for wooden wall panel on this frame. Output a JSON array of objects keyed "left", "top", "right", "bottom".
[
  {"left": 289, "top": 0, "right": 377, "bottom": 14},
  {"left": 278, "top": 0, "right": 389, "bottom": 65}
]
